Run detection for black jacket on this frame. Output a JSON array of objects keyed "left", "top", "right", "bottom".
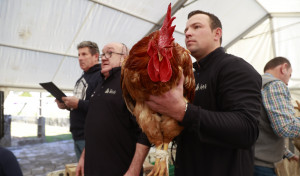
[
  {"left": 84, "top": 67, "right": 150, "bottom": 176},
  {"left": 175, "top": 47, "right": 262, "bottom": 176},
  {"left": 70, "top": 64, "right": 102, "bottom": 140}
]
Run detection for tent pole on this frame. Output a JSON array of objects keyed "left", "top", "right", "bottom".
[
  {"left": 271, "top": 12, "right": 300, "bottom": 17},
  {"left": 269, "top": 15, "right": 277, "bottom": 57},
  {"left": 0, "top": 43, "right": 77, "bottom": 58},
  {"left": 0, "top": 85, "right": 73, "bottom": 92},
  {"left": 90, "top": 0, "right": 186, "bottom": 36},
  {"left": 224, "top": 14, "right": 270, "bottom": 50},
  {"left": 145, "top": 0, "right": 188, "bottom": 36},
  {"left": 90, "top": 0, "right": 156, "bottom": 24}
]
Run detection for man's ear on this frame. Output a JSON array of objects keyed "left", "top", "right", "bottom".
[
  {"left": 94, "top": 53, "right": 100, "bottom": 61},
  {"left": 280, "top": 63, "right": 288, "bottom": 75},
  {"left": 214, "top": 28, "right": 222, "bottom": 41}
]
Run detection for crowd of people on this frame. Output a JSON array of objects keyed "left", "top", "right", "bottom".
[{"left": 1, "top": 8, "right": 299, "bottom": 176}]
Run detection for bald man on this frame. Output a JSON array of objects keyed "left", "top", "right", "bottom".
[{"left": 76, "top": 43, "right": 150, "bottom": 176}]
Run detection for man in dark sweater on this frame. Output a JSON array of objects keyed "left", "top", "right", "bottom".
[
  {"left": 56, "top": 41, "right": 102, "bottom": 161},
  {"left": 76, "top": 42, "right": 150, "bottom": 176},
  {"left": 146, "top": 10, "right": 262, "bottom": 175}
]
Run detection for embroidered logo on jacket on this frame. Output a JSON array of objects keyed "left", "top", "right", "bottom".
[
  {"left": 195, "top": 83, "right": 207, "bottom": 91},
  {"left": 105, "top": 88, "right": 116, "bottom": 94}
]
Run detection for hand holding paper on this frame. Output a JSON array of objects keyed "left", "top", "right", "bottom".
[
  {"left": 39, "top": 82, "right": 66, "bottom": 103},
  {"left": 55, "top": 99, "right": 68, "bottom": 109},
  {"left": 62, "top": 96, "right": 79, "bottom": 109}
]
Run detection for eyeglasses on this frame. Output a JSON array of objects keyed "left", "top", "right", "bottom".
[{"left": 100, "top": 51, "right": 124, "bottom": 59}]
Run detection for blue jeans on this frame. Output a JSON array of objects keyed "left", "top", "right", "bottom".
[
  {"left": 74, "top": 140, "right": 85, "bottom": 161},
  {"left": 254, "top": 165, "right": 276, "bottom": 176}
]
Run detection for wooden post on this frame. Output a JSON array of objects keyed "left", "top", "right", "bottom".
[
  {"left": 37, "top": 116, "right": 45, "bottom": 142},
  {"left": 0, "top": 115, "right": 12, "bottom": 147}
]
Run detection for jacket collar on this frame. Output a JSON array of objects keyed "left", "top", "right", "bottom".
[
  {"left": 101, "top": 66, "right": 121, "bottom": 79},
  {"left": 193, "top": 47, "right": 224, "bottom": 71},
  {"left": 85, "top": 63, "right": 101, "bottom": 73}
]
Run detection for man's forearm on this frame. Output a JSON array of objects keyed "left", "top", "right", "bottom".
[
  {"left": 76, "top": 148, "right": 85, "bottom": 176},
  {"left": 125, "top": 143, "right": 150, "bottom": 176}
]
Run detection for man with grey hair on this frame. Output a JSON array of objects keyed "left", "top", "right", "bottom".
[
  {"left": 76, "top": 42, "right": 150, "bottom": 176},
  {"left": 55, "top": 41, "right": 102, "bottom": 161}
]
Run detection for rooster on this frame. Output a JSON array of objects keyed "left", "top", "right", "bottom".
[{"left": 121, "top": 4, "right": 195, "bottom": 176}]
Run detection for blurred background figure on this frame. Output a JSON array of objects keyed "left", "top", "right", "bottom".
[
  {"left": 55, "top": 41, "right": 102, "bottom": 161},
  {"left": 0, "top": 146, "right": 23, "bottom": 176},
  {"left": 254, "top": 57, "right": 300, "bottom": 176}
]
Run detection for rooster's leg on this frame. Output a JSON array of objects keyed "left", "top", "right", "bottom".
[
  {"left": 147, "top": 143, "right": 169, "bottom": 176},
  {"left": 147, "top": 144, "right": 163, "bottom": 176},
  {"left": 133, "top": 103, "right": 169, "bottom": 175},
  {"left": 157, "top": 143, "right": 169, "bottom": 176}
]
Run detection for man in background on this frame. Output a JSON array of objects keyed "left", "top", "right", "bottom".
[
  {"left": 254, "top": 57, "right": 300, "bottom": 176},
  {"left": 55, "top": 41, "right": 102, "bottom": 161},
  {"left": 76, "top": 42, "right": 150, "bottom": 176}
]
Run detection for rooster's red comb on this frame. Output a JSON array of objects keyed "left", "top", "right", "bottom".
[
  {"left": 159, "top": 3, "right": 176, "bottom": 48},
  {"left": 147, "top": 3, "right": 175, "bottom": 82}
]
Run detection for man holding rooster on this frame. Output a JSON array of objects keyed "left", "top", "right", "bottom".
[{"left": 146, "top": 10, "right": 262, "bottom": 176}]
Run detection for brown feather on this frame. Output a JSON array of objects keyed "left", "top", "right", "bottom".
[{"left": 121, "top": 31, "right": 195, "bottom": 145}]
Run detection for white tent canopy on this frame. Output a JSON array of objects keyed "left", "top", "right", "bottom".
[
  {"left": 0, "top": 0, "right": 299, "bottom": 100},
  {"left": 226, "top": 0, "right": 300, "bottom": 101}
]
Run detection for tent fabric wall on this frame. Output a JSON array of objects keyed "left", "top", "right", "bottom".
[
  {"left": 273, "top": 16, "right": 300, "bottom": 88},
  {"left": 226, "top": 19, "right": 275, "bottom": 75},
  {"left": 0, "top": 45, "right": 81, "bottom": 90},
  {"left": 227, "top": 15, "right": 300, "bottom": 102},
  {"left": 173, "top": 0, "right": 267, "bottom": 46},
  {"left": 0, "top": 0, "right": 268, "bottom": 91},
  {"left": 1, "top": 0, "right": 299, "bottom": 102}
]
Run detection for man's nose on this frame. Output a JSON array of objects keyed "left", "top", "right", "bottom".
[
  {"left": 78, "top": 55, "right": 84, "bottom": 60},
  {"left": 185, "top": 29, "right": 191, "bottom": 38},
  {"left": 101, "top": 56, "right": 108, "bottom": 61}
]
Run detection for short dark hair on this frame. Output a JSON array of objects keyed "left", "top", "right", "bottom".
[
  {"left": 77, "top": 41, "right": 100, "bottom": 56},
  {"left": 188, "top": 10, "right": 222, "bottom": 44},
  {"left": 263, "top": 56, "right": 291, "bottom": 73}
]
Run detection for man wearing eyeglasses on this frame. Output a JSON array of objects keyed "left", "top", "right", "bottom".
[
  {"left": 76, "top": 42, "right": 150, "bottom": 176},
  {"left": 55, "top": 41, "right": 102, "bottom": 161}
]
